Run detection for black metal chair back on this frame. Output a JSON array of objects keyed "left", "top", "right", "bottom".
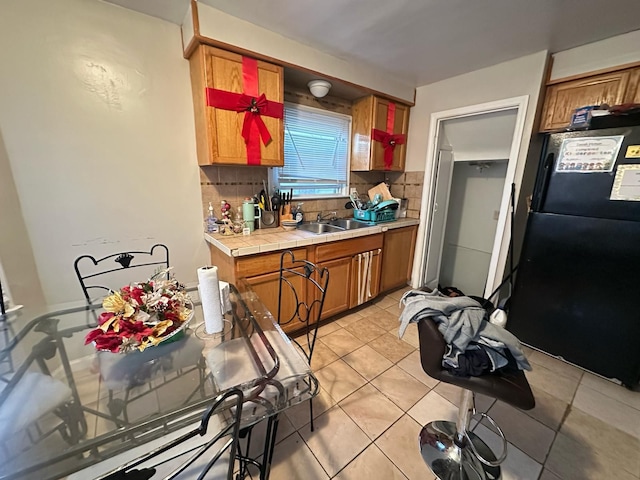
[
  {"left": 277, "top": 250, "right": 329, "bottom": 364},
  {"left": 276, "top": 250, "right": 328, "bottom": 431},
  {"left": 74, "top": 244, "right": 169, "bottom": 301},
  {"left": 100, "top": 388, "right": 244, "bottom": 480}
]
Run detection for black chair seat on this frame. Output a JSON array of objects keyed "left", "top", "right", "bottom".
[{"left": 418, "top": 317, "right": 535, "bottom": 411}]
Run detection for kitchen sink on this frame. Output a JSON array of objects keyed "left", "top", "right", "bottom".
[
  {"left": 329, "top": 219, "right": 371, "bottom": 230},
  {"left": 297, "top": 222, "right": 344, "bottom": 234},
  {"left": 297, "top": 219, "right": 373, "bottom": 234}
]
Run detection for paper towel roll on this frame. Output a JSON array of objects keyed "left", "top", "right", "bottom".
[{"left": 197, "top": 266, "right": 223, "bottom": 334}]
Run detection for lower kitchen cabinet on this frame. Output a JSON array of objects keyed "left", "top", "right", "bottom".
[
  {"left": 314, "top": 233, "right": 384, "bottom": 320},
  {"left": 349, "top": 249, "right": 382, "bottom": 309},
  {"left": 208, "top": 225, "right": 417, "bottom": 331},
  {"left": 380, "top": 225, "right": 417, "bottom": 293},
  {"left": 244, "top": 268, "right": 308, "bottom": 335},
  {"left": 317, "top": 257, "right": 352, "bottom": 320}
]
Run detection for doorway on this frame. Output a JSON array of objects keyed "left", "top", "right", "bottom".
[{"left": 418, "top": 97, "right": 529, "bottom": 298}]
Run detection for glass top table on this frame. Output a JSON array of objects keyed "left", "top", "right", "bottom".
[{"left": 0, "top": 280, "right": 318, "bottom": 480}]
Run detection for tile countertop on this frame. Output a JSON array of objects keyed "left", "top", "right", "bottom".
[{"left": 204, "top": 218, "right": 420, "bottom": 257}]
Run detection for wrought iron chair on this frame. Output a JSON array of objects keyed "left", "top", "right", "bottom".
[
  {"left": 276, "top": 249, "right": 329, "bottom": 431},
  {"left": 74, "top": 244, "right": 170, "bottom": 301},
  {"left": 0, "top": 321, "right": 87, "bottom": 468},
  {"left": 98, "top": 388, "right": 244, "bottom": 480},
  {"left": 73, "top": 244, "right": 207, "bottom": 430}
]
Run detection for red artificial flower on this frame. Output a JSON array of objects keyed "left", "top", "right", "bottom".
[
  {"left": 93, "top": 330, "right": 123, "bottom": 353},
  {"left": 97, "top": 311, "right": 115, "bottom": 326},
  {"left": 84, "top": 328, "right": 103, "bottom": 345},
  {"left": 84, "top": 272, "right": 191, "bottom": 353}
]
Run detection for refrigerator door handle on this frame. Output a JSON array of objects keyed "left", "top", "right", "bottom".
[{"left": 533, "top": 152, "right": 554, "bottom": 212}]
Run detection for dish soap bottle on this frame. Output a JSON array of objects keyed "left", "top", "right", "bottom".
[{"left": 205, "top": 202, "right": 218, "bottom": 233}]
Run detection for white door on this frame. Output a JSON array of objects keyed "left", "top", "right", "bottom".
[{"left": 422, "top": 149, "right": 454, "bottom": 289}]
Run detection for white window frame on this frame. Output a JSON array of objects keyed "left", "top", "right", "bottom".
[{"left": 270, "top": 102, "right": 351, "bottom": 199}]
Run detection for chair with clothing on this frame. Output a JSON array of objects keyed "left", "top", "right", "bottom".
[
  {"left": 74, "top": 244, "right": 170, "bottom": 301},
  {"left": 97, "top": 388, "right": 244, "bottom": 480},
  {"left": 275, "top": 250, "right": 329, "bottom": 432},
  {"left": 400, "top": 290, "right": 535, "bottom": 480}
]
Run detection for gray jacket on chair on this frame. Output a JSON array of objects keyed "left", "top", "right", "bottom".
[{"left": 398, "top": 290, "right": 531, "bottom": 371}]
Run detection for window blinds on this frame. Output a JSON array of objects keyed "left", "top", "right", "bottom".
[{"left": 272, "top": 102, "right": 351, "bottom": 198}]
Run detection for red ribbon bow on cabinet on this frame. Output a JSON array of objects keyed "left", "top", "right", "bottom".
[
  {"left": 205, "top": 57, "right": 284, "bottom": 165},
  {"left": 371, "top": 102, "right": 406, "bottom": 170}
]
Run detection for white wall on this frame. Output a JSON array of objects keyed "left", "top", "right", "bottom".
[
  {"left": 440, "top": 161, "right": 508, "bottom": 296},
  {"left": 551, "top": 29, "right": 640, "bottom": 81},
  {"left": 0, "top": 0, "right": 209, "bottom": 304},
  {"left": 406, "top": 50, "right": 548, "bottom": 289},
  {"left": 442, "top": 109, "right": 517, "bottom": 161},
  {"left": 405, "top": 51, "right": 547, "bottom": 172},
  {"left": 0, "top": 131, "right": 45, "bottom": 309},
  {"left": 194, "top": 3, "right": 416, "bottom": 104}
]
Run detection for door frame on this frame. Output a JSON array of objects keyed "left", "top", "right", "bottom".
[
  {"left": 413, "top": 95, "right": 529, "bottom": 298},
  {"left": 422, "top": 147, "right": 454, "bottom": 290}
]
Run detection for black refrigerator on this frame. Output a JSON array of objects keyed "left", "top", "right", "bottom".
[{"left": 508, "top": 114, "right": 640, "bottom": 389}]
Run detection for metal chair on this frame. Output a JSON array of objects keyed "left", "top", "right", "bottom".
[
  {"left": 0, "top": 322, "right": 88, "bottom": 467},
  {"left": 417, "top": 317, "right": 535, "bottom": 480},
  {"left": 73, "top": 244, "right": 207, "bottom": 431},
  {"left": 276, "top": 250, "right": 329, "bottom": 431},
  {"left": 99, "top": 388, "right": 244, "bottom": 480},
  {"left": 74, "top": 244, "right": 169, "bottom": 301}
]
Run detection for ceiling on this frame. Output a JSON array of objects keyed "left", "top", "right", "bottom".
[{"left": 106, "top": 0, "right": 640, "bottom": 87}]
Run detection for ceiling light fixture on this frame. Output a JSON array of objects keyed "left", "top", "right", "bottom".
[{"left": 307, "top": 79, "right": 332, "bottom": 98}]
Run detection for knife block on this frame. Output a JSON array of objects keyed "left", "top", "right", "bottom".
[{"left": 280, "top": 205, "right": 293, "bottom": 222}]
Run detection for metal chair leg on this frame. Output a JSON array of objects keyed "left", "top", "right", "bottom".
[
  {"left": 419, "top": 390, "right": 503, "bottom": 480},
  {"left": 309, "top": 398, "right": 314, "bottom": 432}
]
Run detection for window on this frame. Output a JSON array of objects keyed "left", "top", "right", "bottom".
[{"left": 270, "top": 102, "right": 351, "bottom": 198}]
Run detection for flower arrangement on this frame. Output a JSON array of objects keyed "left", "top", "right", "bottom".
[{"left": 85, "top": 270, "right": 193, "bottom": 353}]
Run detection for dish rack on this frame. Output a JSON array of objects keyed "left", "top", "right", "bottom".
[{"left": 353, "top": 208, "right": 396, "bottom": 223}]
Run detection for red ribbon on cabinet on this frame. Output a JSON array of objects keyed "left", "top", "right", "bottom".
[
  {"left": 372, "top": 102, "right": 406, "bottom": 170},
  {"left": 206, "top": 57, "right": 283, "bottom": 165}
]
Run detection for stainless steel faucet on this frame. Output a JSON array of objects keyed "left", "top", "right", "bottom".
[{"left": 317, "top": 211, "right": 337, "bottom": 222}]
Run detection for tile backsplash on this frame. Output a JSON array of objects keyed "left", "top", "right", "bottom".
[
  {"left": 386, "top": 171, "right": 424, "bottom": 219},
  {"left": 199, "top": 166, "right": 387, "bottom": 225}
]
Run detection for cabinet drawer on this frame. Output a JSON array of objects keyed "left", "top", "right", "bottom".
[
  {"left": 236, "top": 248, "right": 307, "bottom": 278},
  {"left": 315, "top": 234, "right": 383, "bottom": 263}
]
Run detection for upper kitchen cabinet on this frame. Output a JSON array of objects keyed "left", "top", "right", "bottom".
[
  {"left": 188, "top": 45, "right": 284, "bottom": 166},
  {"left": 540, "top": 68, "right": 639, "bottom": 132},
  {"left": 351, "top": 95, "right": 410, "bottom": 172}
]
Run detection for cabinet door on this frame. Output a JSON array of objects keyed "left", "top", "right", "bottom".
[
  {"left": 245, "top": 269, "right": 307, "bottom": 335},
  {"left": 371, "top": 98, "right": 410, "bottom": 172},
  {"left": 318, "top": 257, "right": 351, "bottom": 320},
  {"left": 351, "top": 95, "right": 409, "bottom": 172},
  {"left": 349, "top": 250, "right": 382, "bottom": 308},
  {"left": 380, "top": 226, "right": 417, "bottom": 293},
  {"left": 190, "top": 45, "right": 284, "bottom": 166},
  {"left": 625, "top": 67, "right": 640, "bottom": 104},
  {"left": 540, "top": 71, "right": 631, "bottom": 132}
]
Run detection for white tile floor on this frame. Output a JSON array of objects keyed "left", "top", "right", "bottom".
[
  {"left": 263, "top": 286, "right": 640, "bottom": 480},
  {"left": 44, "top": 286, "right": 640, "bottom": 479}
]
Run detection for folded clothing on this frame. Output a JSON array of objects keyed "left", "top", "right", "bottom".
[{"left": 447, "top": 346, "right": 491, "bottom": 377}]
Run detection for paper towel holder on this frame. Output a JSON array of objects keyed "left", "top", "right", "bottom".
[{"left": 194, "top": 321, "right": 233, "bottom": 339}]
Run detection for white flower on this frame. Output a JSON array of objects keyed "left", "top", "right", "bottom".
[{"left": 133, "top": 310, "right": 151, "bottom": 324}]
